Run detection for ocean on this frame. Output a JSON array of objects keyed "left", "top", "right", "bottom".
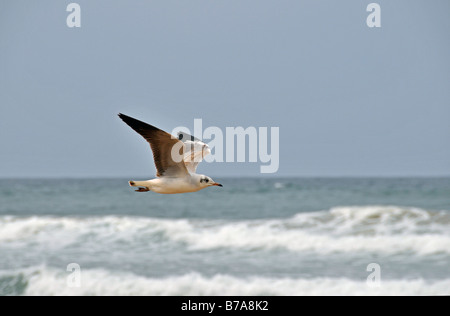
[{"left": 0, "top": 177, "right": 449, "bottom": 296}]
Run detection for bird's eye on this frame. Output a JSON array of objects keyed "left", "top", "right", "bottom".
[{"left": 205, "top": 179, "right": 209, "bottom": 183}]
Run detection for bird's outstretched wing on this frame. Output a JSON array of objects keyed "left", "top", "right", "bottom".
[
  {"left": 118, "top": 113, "right": 189, "bottom": 177},
  {"left": 178, "top": 132, "right": 211, "bottom": 174}
]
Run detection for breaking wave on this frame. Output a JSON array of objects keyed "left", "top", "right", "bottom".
[
  {"left": 1, "top": 266, "right": 449, "bottom": 296},
  {"left": 1, "top": 206, "right": 449, "bottom": 255}
]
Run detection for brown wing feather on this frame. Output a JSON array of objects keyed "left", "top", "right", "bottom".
[{"left": 118, "top": 113, "right": 189, "bottom": 177}]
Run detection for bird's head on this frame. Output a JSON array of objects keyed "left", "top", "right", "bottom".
[{"left": 199, "top": 175, "right": 223, "bottom": 188}]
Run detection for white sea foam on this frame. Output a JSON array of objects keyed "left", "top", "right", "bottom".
[
  {"left": 2, "top": 266, "right": 448, "bottom": 296},
  {"left": 274, "top": 182, "right": 285, "bottom": 189},
  {"left": 1, "top": 206, "right": 449, "bottom": 255}
]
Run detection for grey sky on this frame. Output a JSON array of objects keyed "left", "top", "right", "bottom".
[{"left": 0, "top": 0, "right": 449, "bottom": 178}]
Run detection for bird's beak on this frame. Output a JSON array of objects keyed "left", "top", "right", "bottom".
[{"left": 213, "top": 183, "right": 223, "bottom": 187}]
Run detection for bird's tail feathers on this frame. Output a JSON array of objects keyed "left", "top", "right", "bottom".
[
  {"left": 129, "top": 181, "right": 148, "bottom": 186},
  {"left": 129, "top": 181, "right": 151, "bottom": 192}
]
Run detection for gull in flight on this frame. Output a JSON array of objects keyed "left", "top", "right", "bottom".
[{"left": 118, "top": 113, "right": 223, "bottom": 194}]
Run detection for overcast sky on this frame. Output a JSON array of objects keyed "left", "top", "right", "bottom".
[{"left": 0, "top": 0, "right": 449, "bottom": 178}]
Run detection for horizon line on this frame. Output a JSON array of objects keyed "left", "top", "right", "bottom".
[{"left": 1, "top": 175, "right": 449, "bottom": 180}]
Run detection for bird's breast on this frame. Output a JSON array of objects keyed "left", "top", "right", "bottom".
[{"left": 151, "top": 177, "right": 200, "bottom": 194}]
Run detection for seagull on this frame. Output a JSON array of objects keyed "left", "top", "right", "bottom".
[{"left": 118, "top": 113, "right": 223, "bottom": 194}]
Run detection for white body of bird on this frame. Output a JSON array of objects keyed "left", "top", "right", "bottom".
[{"left": 129, "top": 174, "right": 215, "bottom": 194}]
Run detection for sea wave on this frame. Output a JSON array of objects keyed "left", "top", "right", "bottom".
[
  {"left": 1, "top": 266, "right": 449, "bottom": 296},
  {"left": 1, "top": 206, "right": 449, "bottom": 255}
]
